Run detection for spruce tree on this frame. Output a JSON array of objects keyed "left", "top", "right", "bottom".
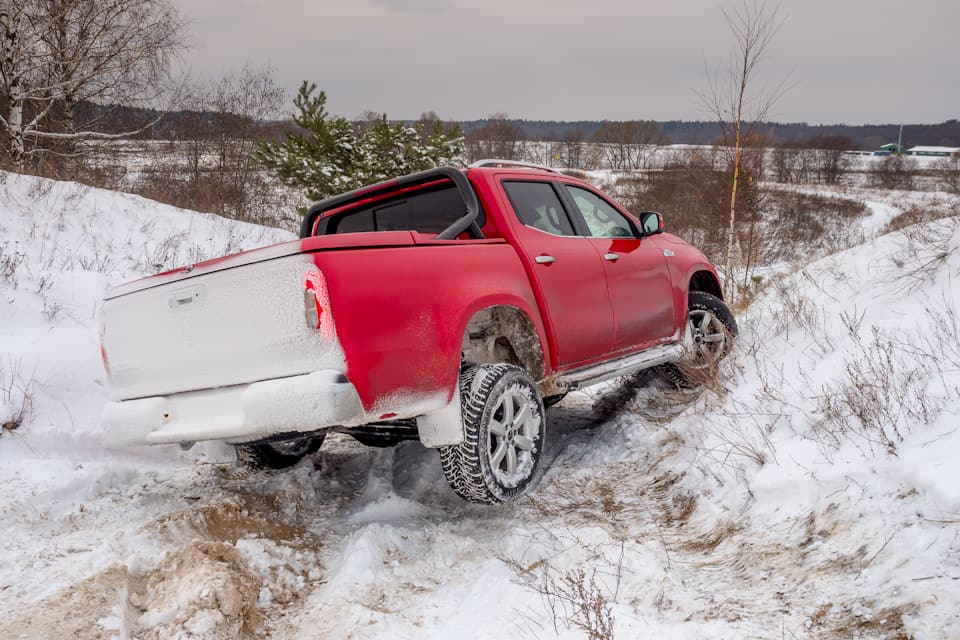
[{"left": 255, "top": 83, "right": 465, "bottom": 203}]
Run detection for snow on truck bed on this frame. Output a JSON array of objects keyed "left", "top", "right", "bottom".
[{"left": 1, "top": 170, "right": 959, "bottom": 639}]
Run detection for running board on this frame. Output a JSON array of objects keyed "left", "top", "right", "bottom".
[{"left": 558, "top": 343, "right": 682, "bottom": 390}]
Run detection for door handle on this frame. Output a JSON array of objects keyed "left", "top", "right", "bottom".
[
  {"left": 603, "top": 253, "right": 620, "bottom": 262},
  {"left": 535, "top": 255, "right": 557, "bottom": 264}
]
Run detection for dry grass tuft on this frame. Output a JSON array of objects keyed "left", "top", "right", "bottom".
[
  {"left": 677, "top": 518, "right": 742, "bottom": 553},
  {"left": 812, "top": 298, "right": 960, "bottom": 457},
  {"left": 824, "top": 604, "right": 917, "bottom": 640},
  {"left": 0, "top": 242, "right": 25, "bottom": 288},
  {"left": 1, "top": 357, "right": 36, "bottom": 434},
  {"left": 507, "top": 550, "right": 620, "bottom": 640},
  {"left": 881, "top": 202, "right": 959, "bottom": 235}
]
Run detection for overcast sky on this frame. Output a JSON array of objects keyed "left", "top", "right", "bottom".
[{"left": 175, "top": 0, "right": 957, "bottom": 125}]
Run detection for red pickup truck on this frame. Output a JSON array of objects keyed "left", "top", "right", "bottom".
[{"left": 100, "top": 161, "right": 736, "bottom": 504}]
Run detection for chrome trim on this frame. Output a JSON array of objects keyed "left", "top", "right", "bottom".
[
  {"left": 663, "top": 249, "right": 675, "bottom": 257},
  {"left": 558, "top": 343, "right": 682, "bottom": 390},
  {"left": 534, "top": 255, "right": 557, "bottom": 264},
  {"left": 603, "top": 252, "right": 620, "bottom": 261},
  {"left": 469, "top": 159, "right": 562, "bottom": 174}
]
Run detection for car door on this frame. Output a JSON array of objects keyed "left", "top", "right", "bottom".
[
  {"left": 561, "top": 184, "right": 676, "bottom": 353},
  {"left": 500, "top": 180, "right": 615, "bottom": 366}
]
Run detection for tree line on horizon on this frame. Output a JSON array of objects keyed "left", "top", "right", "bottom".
[
  {"left": 43, "top": 101, "right": 960, "bottom": 152},
  {"left": 456, "top": 118, "right": 960, "bottom": 151}
]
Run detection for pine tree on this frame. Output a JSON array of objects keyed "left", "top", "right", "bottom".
[{"left": 255, "top": 83, "right": 466, "bottom": 203}]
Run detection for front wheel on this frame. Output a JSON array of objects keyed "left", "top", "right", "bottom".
[
  {"left": 661, "top": 292, "right": 738, "bottom": 388},
  {"left": 440, "top": 364, "right": 546, "bottom": 504}
]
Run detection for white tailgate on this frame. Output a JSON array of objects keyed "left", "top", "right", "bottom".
[{"left": 102, "top": 254, "right": 345, "bottom": 401}]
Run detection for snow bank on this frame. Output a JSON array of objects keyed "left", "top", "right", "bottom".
[
  {"left": 0, "top": 171, "right": 297, "bottom": 632},
  {"left": 0, "top": 170, "right": 292, "bottom": 454},
  {"left": 618, "top": 212, "right": 960, "bottom": 636}
]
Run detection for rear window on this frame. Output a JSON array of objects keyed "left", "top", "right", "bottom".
[{"left": 321, "top": 183, "right": 484, "bottom": 235}]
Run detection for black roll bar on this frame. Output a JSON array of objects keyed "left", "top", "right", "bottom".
[{"left": 298, "top": 166, "right": 483, "bottom": 240}]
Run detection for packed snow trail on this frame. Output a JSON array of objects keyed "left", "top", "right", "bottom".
[{"left": 1, "top": 171, "right": 959, "bottom": 639}]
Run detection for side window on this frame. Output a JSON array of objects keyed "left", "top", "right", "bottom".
[
  {"left": 502, "top": 181, "right": 577, "bottom": 237},
  {"left": 566, "top": 186, "right": 636, "bottom": 238}
]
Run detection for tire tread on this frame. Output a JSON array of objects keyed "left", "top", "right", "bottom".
[{"left": 439, "top": 364, "right": 542, "bottom": 504}]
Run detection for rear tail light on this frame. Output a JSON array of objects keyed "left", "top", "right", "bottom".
[
  {"left": 304, "top": 288, "right": 321, "bottom": 329},
  {"left": 98, "top": 316, "right": 110, "bottom": 375},
  {"left": 304, "top": 270, "right": 330, "bottom": 335}
]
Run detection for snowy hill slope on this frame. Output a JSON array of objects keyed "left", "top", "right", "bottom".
[
  {"left": 0, "top": 171, "right": 958, "bottom": 639},
  {"left": 0, "top": 171, "right": 293, "bottom": 453}
]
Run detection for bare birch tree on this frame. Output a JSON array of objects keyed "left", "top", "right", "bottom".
[
  {"left": 1, "top": 0, "right": 185, "bottom": 165},
  {"left": 1, "top": 2, "right": 40, "bottom": 161},
  {"left": 697, "top": 1, "right": 786, "bottom": 301}
]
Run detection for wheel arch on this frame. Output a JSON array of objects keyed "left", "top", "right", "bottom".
[
  {"left": 460, "top": 304, "right": 548, "bottom": 389},
  {"left": 417, "top": 302, "right": 549, "bottom": 449},
  {"left": 688, "top": 269, "right": 724, "bottom": 301}
]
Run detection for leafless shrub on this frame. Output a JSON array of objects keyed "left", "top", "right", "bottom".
[
  {"left": 882, "top": 216, "right": 959, "bottom": 290},
  {"left": 625, "top": 154, "right": 865, "bottom": 292},
  {"left": 868, "top": 155, "right": 918, "bottom": 190},
  {"left": 507, "top": 545, "right": 621, "bottom": 640},
  {"left": 812, "top": 326, "right": 947, "bottom": 455},
  {"left": 540, "top": 567, "right": 616, "bottom": 639},
  {"left": 0, "top": 242, "right": 25, "bottom": 287},
  {"left": 466, "top": 113, "right": 524, "bottom": 161},
  {"left": 930, "top": 156, "right": 960, "bottom": 194},
  {"left": 1, "top": 358, "right": 36, "bottom": 433},
  {"left": 590, "top": 121, "right": 668, "bottom": 171},
  {"left": 666, "top": 361, "right": 725, "bottom": 401},
  {"left": 622, "top": 147, "right": 737, "bottom": 262},
  {"left": 134, "top": 231, "right": 189, "bottom": 272},
  {"left": 159, "top": 65, "right": 284, "bottom": 217},
  {"left": 731, "top": 273, "right": 768, "bottom": 312},
  {"left": 698, "top": 405, "right": 779, "bottom": 469},
  {"left": 27, "top": 155, "right": 130, "bottom": 192},
  {"left": 40, "top": 298, "right": 62, "bottom": 322},
  {"left": 34, "top": 275, "right": 62, "bottom": 321},
  {"left": 768, "top": 277, "right": 824, "bottom": 340},
  {"left": 77, "top": 251, "right": 113, "bottom": 275},
  {"left": 771, "top": 137, "right": 853, "bottom": 185},
  {"left": 760, "top": 190, "right": 868, "bottom": 262},
  {"left": 881, "top": 202, "right": 959, "bottom": 235},
  {"left": 923, "top": 303, "right": 960, "bottom": 373},
  {"left": 559, "top": 129, "right": 588, "bottom": 170}
]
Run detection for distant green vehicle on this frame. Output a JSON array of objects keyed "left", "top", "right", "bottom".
[{"left": 873, "top": 143, "right": 904, "bottom": 156}]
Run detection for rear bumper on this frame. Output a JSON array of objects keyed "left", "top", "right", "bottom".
[{"left": 102, "top": 370, "right": 365, "bottom": 446}]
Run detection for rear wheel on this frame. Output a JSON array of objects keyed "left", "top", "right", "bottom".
[
  {"left": 440, "top": 364, "right": 546, "bottom": 504},
  {"left": 239, "top": 434, "right": 325, "bottom": 469}
]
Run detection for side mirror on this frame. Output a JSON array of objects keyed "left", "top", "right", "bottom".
[{"left": 639, "top": 211, "right": 664, "bottom": 236}]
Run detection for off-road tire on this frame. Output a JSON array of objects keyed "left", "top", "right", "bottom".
[
  {"left": 439, "top": 364, "right": 546, "bottom": 504},
  {"left": 239, "top": 434, "right": 325, "bottom": 469},
  {"left": 661, "top": 291, "right": 738, "bottom": 388}
]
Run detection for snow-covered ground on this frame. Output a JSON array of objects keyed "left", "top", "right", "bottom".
[{"left": 1, "top": 170, "right": 959, "bottom": 639}]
